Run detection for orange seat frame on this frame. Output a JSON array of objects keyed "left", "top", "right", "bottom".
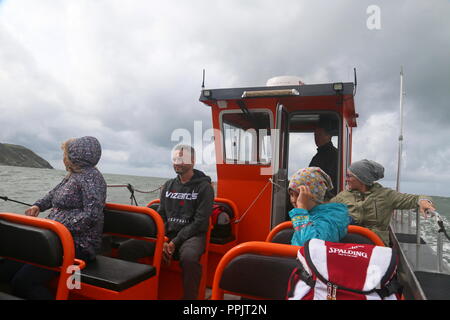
[
  {"left": 148, "top": 198, "right": 212, "bottom": 299},
  {"left": 211, "top": 241, "right": 300, "bottom": 300},
  {"left": 266, "top": 221, "right": 385, "bottom": 246},
  {"left": 0, "top": 212, "right": 85, "bottom": 300},
  {"left": 73, "top": 203, "right": 165, "bottom": 300},
  {"left": 149, "top": 197, "right": 245, "bottom": 297}
]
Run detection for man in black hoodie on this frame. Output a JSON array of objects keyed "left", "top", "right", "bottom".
[
  {"left": 116, "top": 144, "right": 214, "bottom": 299},
  {"left": 159, "top": 144, "right": 214, "bottom": 299}
]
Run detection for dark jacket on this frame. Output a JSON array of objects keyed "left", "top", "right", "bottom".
[
  {"left": 34, "top": 136, "right": 106, "bottom": 260},
  {"left": 158, "top": 169, "right": 214, "bottom": 248},
  {"left": 309, "top": 141, "right": 339, "bottom": 196}
]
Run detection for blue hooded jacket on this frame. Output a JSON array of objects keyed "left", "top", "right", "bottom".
[{"left": 289, "top": 202, "right": 350, "bottom": 246}]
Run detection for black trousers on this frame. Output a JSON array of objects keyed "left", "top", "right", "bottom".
[{"left": 117, "top": 234, "right": 206, "bottom": 299}]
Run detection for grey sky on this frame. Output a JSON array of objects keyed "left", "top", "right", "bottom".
[{"left": 0, "top": 0, "right": 449, "bottom": 196}]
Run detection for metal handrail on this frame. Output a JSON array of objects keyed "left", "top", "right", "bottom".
[
  {"left": 416, "top": 208, "right": 421, "bottom": 245},
  {"left": 426, "top": 210, "right": 446, "bottom": 273},
  {"left": 395, "top": 208, "right": 448, "bottom": 273}
]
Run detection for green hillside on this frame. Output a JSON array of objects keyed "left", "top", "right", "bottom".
[{"left": 0, "top": 143, "right": 53, "bottom": 169}]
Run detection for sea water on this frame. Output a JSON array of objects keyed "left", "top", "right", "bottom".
[
  {"left": 0, "top": 165, "right": 167, "bottom": 213},
  {"left": 1, "top": 164, "right": 449, "bottom": 265}
]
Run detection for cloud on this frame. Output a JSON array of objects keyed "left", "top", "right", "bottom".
[
  {"left": 352, "top": 112, "right": 399, "bottom": 177},
  {"left": 0, "top": 0, "right": 449, "bottom": 196}
]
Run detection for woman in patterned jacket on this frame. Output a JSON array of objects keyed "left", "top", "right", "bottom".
[{"left": 1, "top": 136, "right": 106, "bottom": 299}]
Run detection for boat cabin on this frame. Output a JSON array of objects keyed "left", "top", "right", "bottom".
[{"left": 199, "top": 77, "right": 357, "bottom": 243}]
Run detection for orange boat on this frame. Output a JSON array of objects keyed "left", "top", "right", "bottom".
[
  {"left": 1, "top": 74, "right": 449, "bottom": 301},
  {"left": 197, "top": 76, "right": 357, "bottom": 291}
]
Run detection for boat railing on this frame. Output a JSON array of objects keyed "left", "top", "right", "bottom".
[
  {"left": 393, "top": 208, "right": 449, "bottom": 273},
  {"left": 107, "top": 184, "right": 163, "bottom": 206},
  {"left": 430, "top": 210, "right": 449, "bottom": 272}
]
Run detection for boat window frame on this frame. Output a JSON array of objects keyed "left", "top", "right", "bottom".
[
  {"left": 286, "top": 110, "right": 343, "bottom": 193},
  {"left": 219, "top": 108, "right": 274, "bottom": 165},
  {"left": 345, "top": 123, "right": 351, "bottom": 173}
]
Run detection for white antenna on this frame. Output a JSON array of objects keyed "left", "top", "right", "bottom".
[{"left": 395, "top": 67, "right": 405, "bottom": 192}]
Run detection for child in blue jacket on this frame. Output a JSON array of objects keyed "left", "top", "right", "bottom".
[{"left": 288, "top": 167, "right": 350, "bottom": 246}]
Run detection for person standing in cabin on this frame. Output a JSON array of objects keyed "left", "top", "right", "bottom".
[
  {"left": 288, "top": 167, "right": 350, "bottom": 246},
  {"left": 0, "top": 136, "right": 106, "bottom": 299},
  {"left": 330, "top": 159, "right": 435, "bottom": 246},
  {"left": 309, "top": 125, "right": 339, "bottom": 199},
  {"left": 118, "top": 144, "right": 214, "bottom": 300}
]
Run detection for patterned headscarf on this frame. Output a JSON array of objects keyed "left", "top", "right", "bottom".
[{"left": 288, "top": 167, "right": 333, "bottom": 202}]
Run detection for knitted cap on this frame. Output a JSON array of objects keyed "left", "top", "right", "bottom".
[
  {"left": 348, "top": 159, "right": 384, "bottom": 186},
  {"left": 288, "top": 167, "right": 333, "bottom": 202}
]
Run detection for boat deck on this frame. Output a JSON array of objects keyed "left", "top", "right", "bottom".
[{"left": 391, "top": 211, "right": 450, "bottom": 300}]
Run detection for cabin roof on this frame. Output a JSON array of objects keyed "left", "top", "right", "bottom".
[
  {"left": 199, "top": 82, "right": 357, "bottom": 127},
  {"left": 199, "top": 82, "right": 355, "bottom": 101}
]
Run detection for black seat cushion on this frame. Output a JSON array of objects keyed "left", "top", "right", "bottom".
[
  {"left": 147, "top": 203, "right": 160, "bottom": 212},
  {"left": 339, "top": 233, "right": 376, "bottom": 244},
  {"left": 210, "top": 233, "right": 235, "bottom": 244},
  {"left": 271, "top": 228, "right": 378, "bottom": 245},
  {"left": 213, "top": 202, "right": 234, "bottom": 219},
  {"left": 0, "top": 219, "right": 63, "bottom": 267},
  {"left": 220, "top": 253, "right": 298, "bottom": 299},
  {"left": 81, "top": 255, "right": 156, "bottom": 292},
  {"left": 103, "top": 209, "right": 157, "bottom": 238},
  {"left": 210, "top": 201, "right": 235, "bottom": 245},
  {"left": 0, "top": 292, "right": 22, "bottom": 300},
  {"left": 271, "top": 228, "right": 294, "bottom": 244}
]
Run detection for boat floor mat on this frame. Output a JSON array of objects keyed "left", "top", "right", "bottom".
[
  {"left": 414, "top": 271, "right": 450, "bottom": 300},
  {"left": 395, "top": 233, "right": 426, "bottom": 244}
]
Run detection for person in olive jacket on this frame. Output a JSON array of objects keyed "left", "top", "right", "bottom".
[{"left": 330, "top": 159, "right": 435, "bottom": 245}]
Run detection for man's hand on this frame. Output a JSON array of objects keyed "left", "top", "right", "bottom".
[
  {"left": 418, "top": 200, "right": 436, "bottom": 219},
  {"left": 163, "top": 241, "right": 176, "bottom": 265},
  {"left": 25, "top": 205, "right": 40, "bottom": 217}
]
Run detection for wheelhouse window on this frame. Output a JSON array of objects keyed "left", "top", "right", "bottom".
[
  {"left": 221, "top": 110, "right": 273, "bottom": 164},
  {"left": 287, "top": 112, "right": 341, "bottom": 196}
]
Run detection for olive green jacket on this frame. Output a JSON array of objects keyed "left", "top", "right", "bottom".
[{"left": 330, "top": 183, "right": 431, "bottom": 245}]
